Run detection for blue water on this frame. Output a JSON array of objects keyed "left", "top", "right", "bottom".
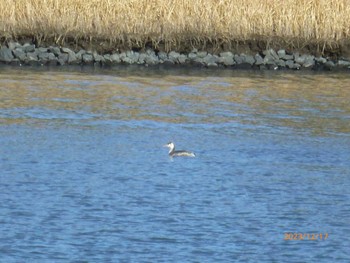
[{"left": 1, "top": 68, "right": 350, "bottom": 262}]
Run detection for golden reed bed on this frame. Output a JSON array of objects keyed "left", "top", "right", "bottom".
[{"left": 1, "top": 0, "right": 350, "bottom": 54}]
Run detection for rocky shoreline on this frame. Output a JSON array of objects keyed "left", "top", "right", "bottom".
[{"left": 1, "top": 41, "right": 350, "bottom": 70}]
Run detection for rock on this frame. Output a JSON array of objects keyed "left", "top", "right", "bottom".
[
  {"left": 277, "top": 49, "right": 286, "bottom": 59},
  {"left": 188, "top": 52, "right": 197, "bottom": 60},
  {"left": 125, "top": 51, "right": 139, "bottom": 64},
  {"left": 324, "top": 60, "right": 335, "bottom": 70},
  {"left": 177, "top": 54, "right": 187, "bottom": 64},
  {"left": 138, "top": 53, "right": 147, "bottom": 64},
  {"left": 254, "top": 54, "right": 264, "bottom": 65},
  {"left": 13, "top": 48, "right": 26, "bottom": 61},
  {"left": 285, "top": 60, "right": 296, "bottom": 69},
  {"left": 103, "top": 54, "right": 113, "bottom": 65},
  {"left": 158, "top": 51, "right": 167, "bottom": 61},
  {"left": 220, "top": 51, "right": 234, "bottom": 58},
  {"left": 48, "top": 46, "right": 61, "bottom": 56},
  {"left": 277, "top": 49, "right": 294, "bottom": 60},
  {"left": 82, "top": 53, "right": 94, "bottom": 64},
  {"left": 58, "top": 53, "right": 69, "bottom": 64},
  {"left": 61, "top": 47, "right": 74, "bottom": 54},
  {"left": 144, "top": 53, "right": 159, "bottom": 65},
  {"left": 338, "top": 60, "right": 350, "bottom": 67},
  {"left": 263, "top": 54, "right": 277, "bottom": 65},
  {"left": 110, "top": 53, "right": 121, "bottom": 63},
  {"left": 168, "top": 51, "right": 180, "bottom": 62},
  {"left": 263, "top": 49, "right": 279, "bottom": 61},
  {"left": 38, "top": 52, "right": 50, "bottom": 61},
  {"left": 93, "top": 52, "right": 105, "bottom": 63},
  {"left": 234, "top": 54, "right": 244, "bottom": 64},
  {"left": 197, "top": 51, "right": 208, "bottom": 58},
  {"left": 26, "top": 52, "right": 38, "bottom": 61},
  {"left": 219, "top": 56, "right": 235, "bottom": 66},
  {"left": 203, "top": 54, "right": 217, "bottom": 66},
  {"left": 277, "top": 59, "right": 286, "bottom": 67},
  {"left": 315, "top": 57, "right": 327, "bottom": 64},
  {"left": 24, "top": 44, "right": 36, "bottom": 53},
  {"left": 0, "top": 47, "right": 14, "bottom": 62},
  {"left": 38, "top": 47, "right": 48, "bottom": 53},
  {"left": 8, "top": 41, "right": 21, "bottom": 50},
  {"left": 75, "top": 50, "right": 86, "bottom": 60},
  {"left": 243, "top": 55, "right": 255, "bottom": 65},
  {"left": 67, "top": 52, "right": 78, "bottom": 64}
]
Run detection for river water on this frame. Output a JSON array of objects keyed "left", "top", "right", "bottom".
[{"left": 0, "top": 66, "right": 349, "bottom": 262}]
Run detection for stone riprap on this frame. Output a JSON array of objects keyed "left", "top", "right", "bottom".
[{"left": 1, "top": 42, "right": 350, "bottom": 70}]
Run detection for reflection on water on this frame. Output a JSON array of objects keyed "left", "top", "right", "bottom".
[
  {"left": 1, "top": 68, "right": 349, "bottom": 136},
  {"left": 0, "top": 67, "right": 350, "bottom": 262}
]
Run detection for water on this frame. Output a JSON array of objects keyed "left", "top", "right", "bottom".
[{"left": 1, "top": 67, "right": 350, "bottom": 262}]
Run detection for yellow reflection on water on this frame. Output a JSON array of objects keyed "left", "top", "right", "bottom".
[{"left": 0, "top": 69, "right": 349, "bottom": 135}]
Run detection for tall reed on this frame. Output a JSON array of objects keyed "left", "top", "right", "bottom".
[{"left": 0, "top": 0, "right": 349, "bottom": 51}]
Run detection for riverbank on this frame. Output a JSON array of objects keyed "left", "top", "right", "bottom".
[
  {"left": 1, "top": 41, "right": 350, "bottom": 70},
  {"left": 1, "top": 0, "right": 350, "bottom": 70}
]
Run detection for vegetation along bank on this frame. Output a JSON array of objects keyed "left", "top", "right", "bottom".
[{"left": 1, "top": 0, "right": 350, "bottom": 70}]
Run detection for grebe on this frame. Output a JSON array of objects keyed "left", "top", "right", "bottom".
[{"left": 164, "top": 142, "right": 196, "bottom": 157}]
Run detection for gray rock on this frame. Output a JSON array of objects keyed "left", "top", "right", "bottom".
[
  {"left": 158, "top": 51, "right": 168, "bottom": 61},
  {"left": 67, "top": 52, "right": 78, "bottom": 64},
  {"left": 61, "top": 47, "right": 74, "bottom": 54},
  {"left": 168, "top": 51, "right": 180, "bottom": 62},
  {"left": 82, "top": 54, "right": 94, "bottom": 64},
  {"left": 48, "top": 46, "right": 61, "bottom": 56},
  {"left": 177, "top": 54, "right": 187, "bottom": 64},
  {"left": 220, "top": 51, "right": 233, "bottom": 58},
  {"left": 234, "top": 54, "right": 244, "bottom": 64},
  {"left": 197, "top": 51, "right": 208, "bottom": 58},
  {"left": 58, "top": 53, "right": 69, "bottom": 64},
  {"left": 24, "top": 44, "right": 36, "bottom": 53},
  {"left": 8, "top": 41, "right": 22, "bottom": 50},
  {"left": 38, "top": 52, "right": 56, "bottom": 64},
  {"left": 263, "top": 54, "right": 277, "bottom": 65},
  {"left": 103, "top": 54, "right": 113, "bottom": 65},
  {"left": 285, "top": 60, "right": 295, "bottom": 69},
  {"left": 138, "top": 53, "right": 147, "bottom": 64},
  {"left": 263, "top": 49, "right": 279, "bottom": 61},
  {"left": 219, "top": 56, "right": 235, "bottom": 66},
  {"left": 188, "top": 52, "right": 197, "bottom": 60},
  {"left": 277, "top": 49, "right": 294, "bottom": 60},
  {"left": 110, "top": 53, "right": 121, "bottom": 63},
  {"left": 38, "top": 47, "right": 48, "bottom": 53},
  {"left": 338, "top": 60, "right": 350, "bottom": 67},
  {"left": 277, "top": 59, "right": 286, "bottom": 67},
  {"left": 254, "top": 54, "right": 264, "bottom": 65},
  {"left": 203, "top": 54, "right": 217, "bottom": 66},
  {"left": 0, "top": 47, "right": 14, "bottom": 62},
  {"left": 144, "top": 52, "right": 159, "bottom": 65},
  {"left": 285, "top": 60, "right": 300, "bottom": 69},
  {"left": 26, "top": 52, "right": 38, "bottom": 61},
  {"left": 76, "top": 50, "right": 86, "bottom": 60},
  {"left": 125, "top": 51, "right": 139, "bottom": 64},
  {"left": 315, "top": 57, "right": 327, "bottom": 64},
  {"left": 93, "top": 52, "right": 105, "bottom": 63},
  {"left": 294, "top": 54, "right": 305, "bottom": 65},
  {"left": 13, "top": 48, "right": 26, "bottom": 61},
  {"left": 277, "top": 49, "right": 286, "bottom": 59},
  {"left": 324, "top": 60, "right": 335, "bottom": 69},
  {"left": 243, "top": 55, "right": 255, "bottom": 65}
]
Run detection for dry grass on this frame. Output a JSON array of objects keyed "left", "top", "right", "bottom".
[{"left": 0, "top": 0, "right": 350, "bottom": 51}]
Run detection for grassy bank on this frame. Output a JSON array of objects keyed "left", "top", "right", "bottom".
[{"left": 1, "top": 0, "right": 350, "bottom": 55}]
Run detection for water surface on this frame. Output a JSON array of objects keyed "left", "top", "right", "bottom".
[{"left": 1, "top": 67, "right": 349, "bottom": 262}]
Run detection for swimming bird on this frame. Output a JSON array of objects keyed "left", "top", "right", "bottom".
[{"left": 164, "top": 142, "right": 196, "bottom": 157}]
